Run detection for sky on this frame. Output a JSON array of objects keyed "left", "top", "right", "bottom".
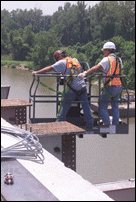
[{"left": 1, "top": 1, "right": 100, "bottom": 16}]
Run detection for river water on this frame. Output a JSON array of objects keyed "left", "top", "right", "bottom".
[{"left": 1, "top": 66, "right": 135, "bottom": 184}]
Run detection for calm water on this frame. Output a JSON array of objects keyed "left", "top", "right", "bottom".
[{"left": 1, "top": 66, "right": 135, "bottom": 184}]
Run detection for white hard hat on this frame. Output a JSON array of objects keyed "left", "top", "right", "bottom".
[{"left": 102, "top": 42, "right": 116, "bottom": 51}]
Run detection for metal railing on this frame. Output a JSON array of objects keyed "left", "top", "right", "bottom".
[{"left": 29, "top": 67, "right": 129, "bottom": 136}]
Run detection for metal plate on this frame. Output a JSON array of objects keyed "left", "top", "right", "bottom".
[
  {"left": 15, "top": 106, "right": 26, "bottom": 124},
  {"left": 62, "top": 134, "right": 76, "bottom": 171},
  {"left": 1, "top": 159, "right": 59, "bottom": 201},
  {"left": 1, "top": 85, "right": 10, "bottom": 99}
]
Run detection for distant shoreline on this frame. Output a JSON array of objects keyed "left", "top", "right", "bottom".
[{"left": 2, "top": 64, "right": 31, "bottom": 71}]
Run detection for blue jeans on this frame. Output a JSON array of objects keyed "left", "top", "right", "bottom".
[
  {"left": 57, "top": 87, "right": 94, "bottom": 128},
  {"left": 99, "top": 86, "right": 122, "bottom": 125}
]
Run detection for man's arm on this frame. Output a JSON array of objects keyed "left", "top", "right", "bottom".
[
  {"left": 86, "top": 64, "right": 103, "bottom": 75},
  {"left": 78, "top": 64, "right": 103, "bottom": 79},
  {"left": 32, "top": 66, "right": 54, "bottom": 75}
]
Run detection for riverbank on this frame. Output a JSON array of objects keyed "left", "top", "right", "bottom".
[
  {"left": 1, "top": 55, "right": 33, "bottom": 70},
  {"left": 2, "top": 64, "right": 30, "bottom": 71}
]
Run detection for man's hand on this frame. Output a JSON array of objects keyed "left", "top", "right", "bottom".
[
  {"left": 78, "top": 71, "right": 87, "bottom": 79},
  {"left": 32, "top": 71, "right": 38, "bottom": 75}
]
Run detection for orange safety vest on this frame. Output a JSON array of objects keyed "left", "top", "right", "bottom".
[
  {"left": 64, "top": 57, "right": 81, "bottom": 70},
  {"left": 105, "top": 56, "right": 122, "bottom": 86},
  {"left": 63, "top": 57, "right": 81, "bottom": 85}
]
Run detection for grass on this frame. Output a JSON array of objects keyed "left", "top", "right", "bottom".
[{"left": 1, "top": 54, "right": 33, "bottom": 70}]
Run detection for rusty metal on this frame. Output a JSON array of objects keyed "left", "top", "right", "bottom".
[
  {"left": 20, "top": 121, "right": 85, "bottom": 171},
  {"left": 21, "top": 121, "right": 85, "bottom": 136},
  {"left": 62, "top": 134, "right": 76, "bottom": 171},
  {"left": 15, "top": 107, "right": 26, "bottom": 124},
  {"left": 1, "top": 98, "right": 32, "bottom": 108},
  {"left": 1, "top": 99, "right": 32, "bottom": 125}
]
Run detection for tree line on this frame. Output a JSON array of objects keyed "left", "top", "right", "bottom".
[{"left": 1, "top": 1, "right": 135, "bottom": 89}]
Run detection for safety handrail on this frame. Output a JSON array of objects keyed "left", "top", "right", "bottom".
[{"left": 29, "top": 72, "right": 129, "bottom": 128}]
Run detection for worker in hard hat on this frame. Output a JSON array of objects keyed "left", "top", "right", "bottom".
[
  {"left": 32, "top": 50, "right": 94, "bottom": 128},
  {"left": 78, "top": 42, "right": 123, "bottom": 125}
]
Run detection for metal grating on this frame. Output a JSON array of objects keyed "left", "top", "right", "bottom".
[{"left": 62, "top": 134, "right": 76, "bottom": 171}]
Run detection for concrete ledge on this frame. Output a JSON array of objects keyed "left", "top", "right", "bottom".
[
  {"left": 1, "top": 158, "right": 59, "bottom": 201},
  {"left": 1, "top": 118, "right": 114, "bottom": 201},
  {"left": 95, "top": 180, "right": 135, "bottom": 201}
]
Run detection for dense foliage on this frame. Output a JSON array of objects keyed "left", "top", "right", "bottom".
[{"left": 1, "top": 1, "right": 135, "bottom": 89}]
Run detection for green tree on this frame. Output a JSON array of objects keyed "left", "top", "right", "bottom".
[
  {"left": 119, "top": 1, "right": 135, "bottom": 41},
  {"left": 9, "top": 30, "right": 30, "bottom": 60},
  {"left": 1, "top": 9, "right": 16, "bottom": 31},
  {"left": 23, "top": 25, "right": 35, "bottom": 47},
  {"left": 31, "top": 31, "right": 59, "bottom": 69},
  {"left": 1, "top": 26, "right": 9, "bottom": 54},
  {"left": 76, "top": 1, "right": 87, "bottom": 43},
  {"left": 126, "top": 67, "right": 135, "bottom": 90},
  {"left": 94, "top": 1, "right": 135, "bottom": 42},
  {"left": 40, "top": 15, "right": 52, "bottom": 31}
]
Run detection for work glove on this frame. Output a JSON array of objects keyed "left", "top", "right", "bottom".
[
  {"left": 78, "top": 71, "right": 87, "bottom": 80},
  {"left": 32, "top": 71, "right": 38, "bottom": 75}
]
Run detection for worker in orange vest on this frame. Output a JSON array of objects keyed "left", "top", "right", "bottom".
[
  {"left": 32, "top": 50, "right": 94, "bottom": 128},
  {"left": 78, "top": 42, "right": 123, "bottom": 125}
]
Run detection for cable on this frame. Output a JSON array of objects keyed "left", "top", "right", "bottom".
[{"left": 1, "top": 126, "right": 44, "bottom": 164}]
